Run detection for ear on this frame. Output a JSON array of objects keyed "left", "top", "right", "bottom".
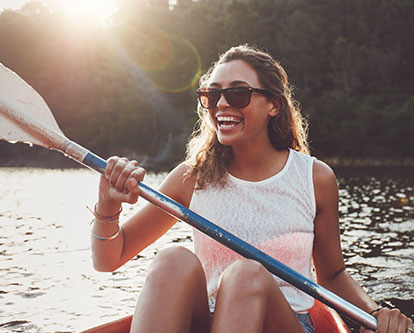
[{"left": 268, "top": 98, "right": 280, "bottom": 117}]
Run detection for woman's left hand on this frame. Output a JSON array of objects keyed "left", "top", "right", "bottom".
[{"left": 360, "top": 307, "right": 413, "bottom": 333}]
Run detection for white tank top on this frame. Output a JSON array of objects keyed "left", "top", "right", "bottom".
[{"left": 189, "top": 149, "right": 317, "bottom": 312}]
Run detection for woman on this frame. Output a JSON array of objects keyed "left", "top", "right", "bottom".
[{"left": 90, "top": 45, "right": 413, "bottom": 332}]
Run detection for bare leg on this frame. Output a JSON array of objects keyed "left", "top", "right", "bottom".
[
  {"left": 211, "top": 259, "right": 305, "bottom": 333},
  {"left": 130, "top": 246, "right": 211, "bottom": 333}
]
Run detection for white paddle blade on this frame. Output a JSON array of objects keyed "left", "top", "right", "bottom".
[{"left": 0, "top": 62, "right": 64, "bottom": 148}]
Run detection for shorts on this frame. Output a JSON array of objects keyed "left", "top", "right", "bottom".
[{"left": 296, "top": 313, "right": 315, "bottom": 333}]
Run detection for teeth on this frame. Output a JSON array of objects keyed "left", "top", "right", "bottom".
[
  {"left": 216, "top": 115, "right": 243, "bottom": 129},
  {"left": 216, "top": 116, "right": 242, "bottom": 123}
]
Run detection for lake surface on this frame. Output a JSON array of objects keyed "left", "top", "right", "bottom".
[{"left": 0, "top": 167, "right": 413, "bottom": 332}]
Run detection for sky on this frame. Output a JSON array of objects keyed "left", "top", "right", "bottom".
[
  {"left": 0, "top": 0, "right": 41, "bottom": 12},
  {"left": 0, "top": 0, "right": 120, "bottom": 24}
]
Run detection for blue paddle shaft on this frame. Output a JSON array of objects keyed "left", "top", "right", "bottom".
[{"left": 82, "top": 151, "right": 377, "bottom": 330}]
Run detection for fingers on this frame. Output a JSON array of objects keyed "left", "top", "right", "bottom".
[
  {"left": 402, "top": 317, "right": 414, "bottom": 333},
  {"left": 387, "top": 308, "right": 400, "bottom": 332},
  {"left": 114, "top": 159, "right": 137, "bottom": 192},
  {"left": 106, "top": 157, "right": 128, "bottom": 188},
  {"left": 407, "top": 319, "right": 414, "bottom": 333},
  {"left": 389, "top": 308, "right": 410, "bottom": 333},
  {"left": 372, "top": 307, "right": 413, "bottom": 333},
  {"left": 126, "top": 168, "right": 145, "bottom": 193},
  {"left": 104, "top": 156, "right": 145, "bottom": 203}
]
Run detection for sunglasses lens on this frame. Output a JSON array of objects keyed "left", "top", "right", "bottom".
[
  {"left": 199, "top": 90, "right": 220, "bottom": 109},
  {"left": 198, "top": 87, "right": 253, "bottom": 109},
  {"left": 225, "top": 89, "right": 251, "bottom": 108}
]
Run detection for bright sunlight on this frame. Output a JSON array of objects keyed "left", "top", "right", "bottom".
[{"left": 48, "top": 0, "right": 118, "bottom": 25}]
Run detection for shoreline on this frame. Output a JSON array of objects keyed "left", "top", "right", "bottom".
[
  {"left": 1, "top": 156, "right": 414, "bottom": 171},
  {"left": 321, "top": 156, "right": 414, "bottom": 168}
]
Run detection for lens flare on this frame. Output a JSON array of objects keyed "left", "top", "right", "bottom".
[
  {"left": 119, "top": 23, "right": 174, "bottom": 72},
  {"left": 119, "top": 23, "right": 202, "bottom": 93},
  {"left": 149, "top": 37, "right": 202, "bottom": 93}
]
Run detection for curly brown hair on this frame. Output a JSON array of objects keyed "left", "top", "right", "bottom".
[{"left": 184, "top": 44, "right": 309, "bottom": 189}]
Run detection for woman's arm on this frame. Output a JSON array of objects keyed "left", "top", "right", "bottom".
[
  {"left": 91, "top": 157, "right": 195, "bottom": 272},
  {"left": 312, "top": 160, "right": 413, "bottom": 333}
]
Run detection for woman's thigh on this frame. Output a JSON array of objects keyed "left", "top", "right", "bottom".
[
  {"left": 131, "top": 246, "right": 211, "bottom": 333},
  {"left": 212, "top": 259, "right": 306, "bottom": 333}
]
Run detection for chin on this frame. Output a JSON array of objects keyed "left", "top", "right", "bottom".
[{"left": 217, "top": 133, "right": 239, "bottom": 147}]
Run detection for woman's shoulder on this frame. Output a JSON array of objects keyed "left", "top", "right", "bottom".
[
  {"left": 312, "top": 159, "right": 338, "bottom": 210},
  {"left": 159, "top": 162, "right": 196, "bottom": 207},
  {"left": 289, "top": 150, "right": 336, "bottom": 182},
  {"left": 312, "top": 159, "right": 336, "bottom": 184}
]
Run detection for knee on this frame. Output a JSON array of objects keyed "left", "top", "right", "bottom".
[
  {"left": 219, "top": 259, "right": 274, "bottom": 295},
  {"left": 147, "top": 246, "right": 204, "bottom": 283}
]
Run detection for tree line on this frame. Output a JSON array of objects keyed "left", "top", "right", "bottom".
[{"left": 0, "top": 0, "right": 413, "bottom": 170}]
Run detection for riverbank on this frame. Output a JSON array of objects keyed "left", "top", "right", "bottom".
[
  {"left": 2, "top": 138, "right": 414, "bottom": 170},
  {"left": 322, "top": 156, "right": 414, "bottom": 168},
  {"left": 1, "top": 141, "right": 414, "bottom": 170},
  {"left": 0, "top": 146, "right": 175, "bottom": 172},
  {"left": 2, "top": 155, "right": 414, "bottom": 171}
]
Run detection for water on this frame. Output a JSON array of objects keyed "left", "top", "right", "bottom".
[
  {"left": 335, "top": 167, "right": 414, "bottom": 329},
  {"left": 0, "top": 167, "right": 413, "bottom": 332}
]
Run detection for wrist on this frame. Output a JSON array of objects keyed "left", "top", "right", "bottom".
[{"left": 95, "top": 200, "right": 122, "bottom": 218}]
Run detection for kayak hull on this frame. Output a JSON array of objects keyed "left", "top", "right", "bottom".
[
  {"left": 309, "top": 300, "right": 351, "bottom": 333},
  {"left": 83, "top": 315, "right": 132, "bottom": 333},
  {"left": 83, "top": 300, "right": 350, "bottom": 333}
]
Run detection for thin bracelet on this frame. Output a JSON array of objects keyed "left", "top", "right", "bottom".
[
  {"left": 90, "top": 219, "right": 121, "bottom": 241},
  {"left": 94, "top": 203, "right": 122, "bottom": 219},
  {"left": 369, "top": 307, "right": 383, "bottom": 315},
  {"left": 86, "top": 204, "right": 122, "bottom": 223}
]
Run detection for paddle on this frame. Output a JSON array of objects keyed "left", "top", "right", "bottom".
[{"left": 0, "top": 62, "right": 377, "bottom": 330}]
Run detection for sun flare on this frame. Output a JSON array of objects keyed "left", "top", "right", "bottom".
[{"left": 49, "top": 0, "right": 118, "bottom": 25}]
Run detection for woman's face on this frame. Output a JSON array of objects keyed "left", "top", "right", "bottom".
[{"left": 206, "top": 59, "right": 279, "bottom": 147}]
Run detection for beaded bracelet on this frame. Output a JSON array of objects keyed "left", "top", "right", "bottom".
[
  {"left": 87, "top": 204, "right": 122, "bottom": 224},
  {"left": 93, "top": 203, "right": 122, "bottom": 219},
  {"left": 93, "top": 215, "right": 120, "bottom": 224},
  {"left": 90, "top": 218, "right": 122, "bottom": 241}
]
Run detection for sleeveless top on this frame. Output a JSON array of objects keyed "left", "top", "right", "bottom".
[{"left": 189, "top": 149, "right": 317, "bottom": 313}]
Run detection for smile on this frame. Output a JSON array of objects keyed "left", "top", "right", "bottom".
[{"left": 216, "top": 116, "right": 243, "bottom": 129}]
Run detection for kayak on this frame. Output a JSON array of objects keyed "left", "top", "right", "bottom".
[
  {"left": 309, "top": 300, "right": 350, "bottom": 332},
  {"left": 82, "top": 300, "right": 350, "bottom": 332},
  {"left": 83, "top": 315, "right": 132, "bottom": 333}
]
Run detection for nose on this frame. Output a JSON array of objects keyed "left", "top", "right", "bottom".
[{"left": 216, "top": 92, "right": 230, "bottom": 108}]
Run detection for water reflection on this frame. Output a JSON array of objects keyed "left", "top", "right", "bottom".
[
  {"left": 0, "top": 167, "right": 413, "bottom": 332},
  {"left": 335, "top": 167, "right": 414, "bottom": 329}
]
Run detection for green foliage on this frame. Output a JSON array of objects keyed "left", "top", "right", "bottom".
[{"left": 0, "top": 0, "right": 413, "bottom": 169}]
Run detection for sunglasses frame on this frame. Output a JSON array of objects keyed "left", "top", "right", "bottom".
[{"left": 196, "top": 86, "right": 270, "bottom": 109}]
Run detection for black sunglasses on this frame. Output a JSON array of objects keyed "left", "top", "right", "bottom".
[{"left": 196, "top": 86, "right": 270, "bottom": 109}]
